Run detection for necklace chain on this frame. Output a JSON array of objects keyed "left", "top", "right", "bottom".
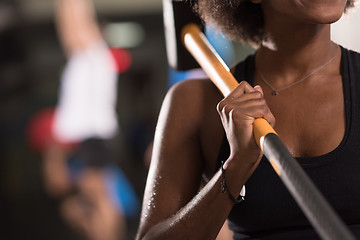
[{"left": 258, "top": 50, "right": 338, "bottom": 96}]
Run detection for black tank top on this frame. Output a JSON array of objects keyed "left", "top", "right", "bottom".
[{"left": 217, "top": 47, "right": 360, "bottom": 239}]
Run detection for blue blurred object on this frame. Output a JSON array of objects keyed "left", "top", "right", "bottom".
[
  {"left": 104, "top": 166, "right": 140, "bottom": 219},
  {"left": 66, "top": 139, "right": 140, "bottom": 220},
  {"left": 205, "top": 23, "right": 235, "bottom": 67},
  {"left": 167, "top": 67, "right": 207, "bottom": 87}
]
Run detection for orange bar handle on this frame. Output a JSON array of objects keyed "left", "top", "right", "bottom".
[{"left": 182, "top": 23, "right": 276, "bottom": 149}]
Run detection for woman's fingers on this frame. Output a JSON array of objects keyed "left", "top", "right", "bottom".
[
  {"left": 253, "top": 85, "right": 263, "bottom": 95},
  {"left": 253, "top": 85, "right": 275, "bottom": 127},
  {"left": 217, "top": 81, "right": 275, "bottom": 127},
  {"left": 228, "top": 80, "right": 256, "bottom": 98}
]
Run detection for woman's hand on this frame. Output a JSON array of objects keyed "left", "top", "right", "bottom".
[{"left": 217, "top": 81, "right": 275, "bottom": 169}]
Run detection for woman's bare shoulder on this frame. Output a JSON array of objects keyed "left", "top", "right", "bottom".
[
  {"left": 168, "top": 78, "right": 222, "bottom": 109},
  {"left": 158, "top": 78, "right": 223, "bottom": 141}
]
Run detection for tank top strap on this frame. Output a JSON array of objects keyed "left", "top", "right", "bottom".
[{"left": 233, "top": 54, "right": 256, "bottom": 86}]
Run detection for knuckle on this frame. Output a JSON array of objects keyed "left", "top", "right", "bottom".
[
  {"left": 216, "top": 102, "right": 222, "bottom": 113},
  {"left": 217, "top": 100, "right": 232, "bottom": 115},
  {"left": 231, "top": 109, "right": 243, "bottom": 121},
  {"left": 222, "top": 104, "right": 233, "bottom": 115},
  {"left": 261, "top": 105, "right": 269, "bottom": 114},
  {"left": 216, "top": 98, "right": 225, "bottom": 111},
  {"left": 237, "top": 80, "right": 249, "bottom": 90},
  {"left": 252, "top": 90, "right": 263, "bottom": 98},
  {"left": 216, "top": 100, "right": 225, "bottom": 112},
  {"left": 256, "top": 97, "right": 266, "bottom": 106},
  {"left": 238, "top": 80, "right": 246, "bottom": 87}
]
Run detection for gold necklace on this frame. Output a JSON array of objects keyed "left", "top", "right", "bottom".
[{"left": 258, "top": 50, "right": 338, "bottom": 96}]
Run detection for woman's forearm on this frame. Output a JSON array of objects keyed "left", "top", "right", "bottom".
[{"left": 137, "top": 170, "right": 235, "bottom": 240}]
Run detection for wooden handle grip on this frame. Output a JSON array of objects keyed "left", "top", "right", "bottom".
[{"left": 182, "top": 23, "right": 276, "bottom": 149}]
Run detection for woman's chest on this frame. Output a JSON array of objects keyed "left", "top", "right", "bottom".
[
  {"left": 229, "top": 146, "right": 360, "bottom": 233},
  {"left": 265, "top": 81, "right": 346, "bottom": 158}
]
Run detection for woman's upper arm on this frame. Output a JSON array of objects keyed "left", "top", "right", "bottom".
[{"left": 137, "top": 80, "right": 206, "bottom": 236}]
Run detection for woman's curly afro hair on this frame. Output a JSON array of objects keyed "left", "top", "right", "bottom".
[{"left": 195, "top": 0, "right": 356, "bottom": 45}]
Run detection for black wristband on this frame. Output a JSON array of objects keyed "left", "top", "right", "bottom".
[{"left": 220, "top": 161, "right": 245, "bottom": 204}]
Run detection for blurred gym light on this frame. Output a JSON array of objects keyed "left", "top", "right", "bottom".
[
  {"left": 0, "top": 4, "right": 17, "bottom": 31},
  {"left": 104, "top": 22, "right": 145, "bottom": 48}
]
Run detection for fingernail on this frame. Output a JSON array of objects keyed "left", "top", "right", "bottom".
[{"left": 254, "top": 85, "right": 263, "bottom": 95}]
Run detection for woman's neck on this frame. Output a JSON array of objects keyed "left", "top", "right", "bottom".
[{"left": 256, "top": 22, "right": 338, "bottom": 85}]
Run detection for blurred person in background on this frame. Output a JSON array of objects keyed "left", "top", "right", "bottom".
[{"left": 27, "top": 0, "right": 139, "bottom": 239}]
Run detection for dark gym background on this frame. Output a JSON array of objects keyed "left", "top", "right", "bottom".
[{"left": 0, "top": 0, "right": 167, "bottom": 239}]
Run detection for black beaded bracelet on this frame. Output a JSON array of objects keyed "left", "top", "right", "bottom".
[{"left": 220, "top": 161, "right": 245, "bottom": 204}]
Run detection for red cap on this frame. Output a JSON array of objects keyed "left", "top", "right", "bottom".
[
  {"left": 26, "top": 108, "right": 77, "bottom": 153},
  {"left": 109, "top": 48, "right": 132, "bottom": 74}
]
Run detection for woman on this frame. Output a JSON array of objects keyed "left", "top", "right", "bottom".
[{"left": 136, "top": 0, "right": 360, "bottom": 239}]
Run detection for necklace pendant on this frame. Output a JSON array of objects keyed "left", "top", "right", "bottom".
[{"left": 272, "top": 90, "right": 278, "bottom": 96}]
